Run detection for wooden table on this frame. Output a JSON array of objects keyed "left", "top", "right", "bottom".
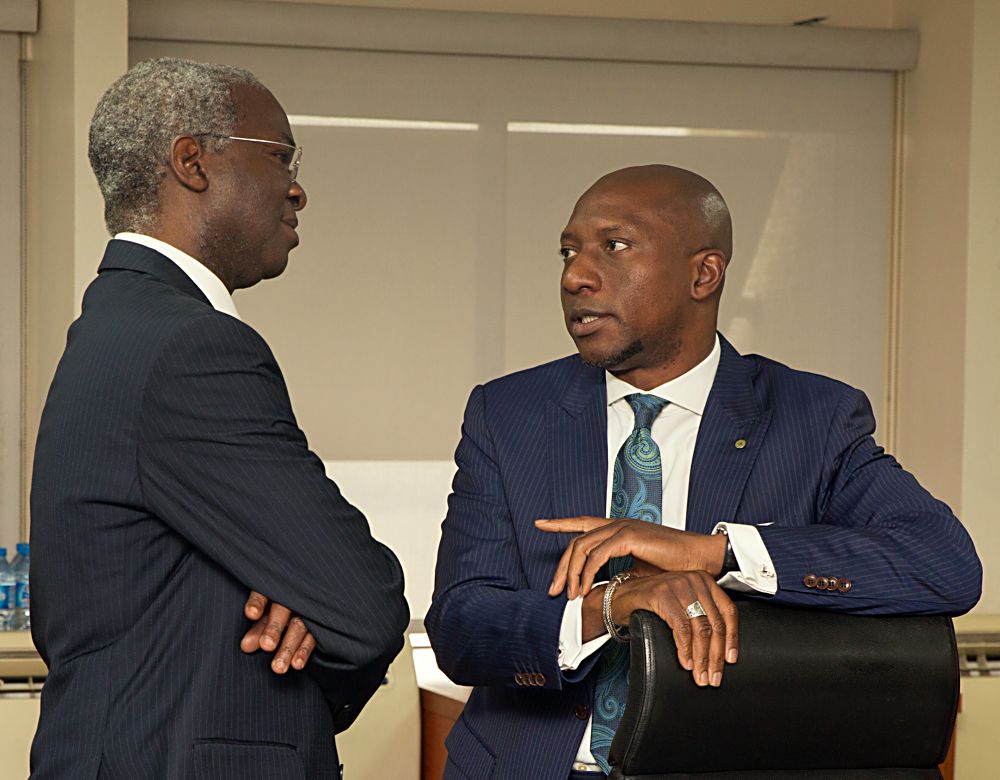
[{"left": 420, "top": 688, "right": 464, "bottom": 780}]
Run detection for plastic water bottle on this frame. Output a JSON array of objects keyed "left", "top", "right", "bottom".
[
  {"left": 0, "top": 549, "right": 13, "bottom": 631},
  {"left": 11, "top": 543, "right": 29, "bottom": 631}
]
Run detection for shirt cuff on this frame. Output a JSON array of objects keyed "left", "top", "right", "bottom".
[
  {"left": 558, "top": 588, "right": 612, "bottom": 670},
  {"left": 712, "top": 522, "right": 778, "bottom": 595}
]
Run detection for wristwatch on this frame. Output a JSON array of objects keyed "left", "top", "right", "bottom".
[
  {"left": 721, "top": 537, "right": 739, "bottom": 574},
  {"left": 715, "top": 525, "right": 739, "bottom": 575}
]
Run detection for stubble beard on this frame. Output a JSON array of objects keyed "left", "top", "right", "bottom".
[
  {"left": 582, "top": 329, "right": 684, "bottom": 374},
  {"left": 582, "top": 339, "right": 644, "bottom": 370}
]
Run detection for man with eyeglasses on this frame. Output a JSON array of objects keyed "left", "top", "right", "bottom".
[{"left": 29, "top": 57, "right": 407, "bottom": 780}]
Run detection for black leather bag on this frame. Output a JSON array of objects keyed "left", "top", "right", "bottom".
[{"left": 608, "top": 602, "right": 958, "bottom": 780}]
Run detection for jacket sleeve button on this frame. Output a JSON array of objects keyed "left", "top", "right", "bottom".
[
  {"left": 803, "top": 574, "right": 817, "bottom": 588},
  {"left": 837, "top": 579, "right": 853, "bottom": 593}
]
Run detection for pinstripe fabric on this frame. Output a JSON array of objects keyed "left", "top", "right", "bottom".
[
  {"left": 29, "top": 240, "right": 409, "bottom": 780},
  {"left": 426, "top": 337, "right": 981, "bottom": 780}
]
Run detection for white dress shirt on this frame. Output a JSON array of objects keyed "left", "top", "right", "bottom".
[
  {"left": 114, "top": 232, "right": 241, "bottom": 321},
  {"left": 558, "top": 335, "right": 777, "bottom": 771}
]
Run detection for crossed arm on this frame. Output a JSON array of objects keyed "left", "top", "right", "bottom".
[
  {"left": 241, "top": 592, "right": 317, "bottom": 673},
  {"left": 247, "top": 381, "right": 981, "bottom": 694},
  {"left": 139, "top": 314, "right": 409, "bottom": 726},
  {"left": 427, "top": 383, "right": 980, "bottom": 694},
  {"left": 535, "top": 388, "right": 981, "bottom": 686},
  {"left": 424, "top": 386, "right": 743, "bottom": 690},
  {"left": 542, "top": 518, "right": 739, "bottom": 688}
]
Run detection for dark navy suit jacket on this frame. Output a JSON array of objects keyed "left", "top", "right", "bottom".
[
  {"left": 29, "top": 240, "right": 409, "bottom": 780},
  {"left": 426, "top": 337, "right": 981, "bottom": 780}
]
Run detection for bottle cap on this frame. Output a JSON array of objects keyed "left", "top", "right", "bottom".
[
  {"left": 16, "top": 543, "right": 28, "bottom": 556},
  {"left": 0, "top": 548, "right": 7, "bottom": 558}
]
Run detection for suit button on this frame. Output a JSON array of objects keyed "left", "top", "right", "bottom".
[
  {"left": 575, "top": 705, "right": 590, "bottom": 720},
  {"left": 827, "top": 578, "right": 839, "bottom": 591},
  {"left": 837, "top": 579, "right": 853, "bottom": 593},
  {"left": 514, "top": 673, "right": 524, "bottom": 685},
  {"left": 803, "top": 574, "right": 817, "bottom": 588},
  {"left": 815, "top": 576, "right": 829, "bottom": 590},
  {"left": 534, "top": 673, "right": 546, "bottom": 686}
]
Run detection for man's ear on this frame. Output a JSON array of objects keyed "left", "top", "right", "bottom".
[
  {"left": 168, "top": 135, "right": 210, "bottom": 193},
  {"left": 691, "top": 249, "right": 728, "bottom": 301}
]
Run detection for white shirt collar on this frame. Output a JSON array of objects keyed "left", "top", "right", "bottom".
[
  {"left": 114, "top": 232, "right": 241, "bottom": 321},
  {"left": 605, "top": 334, "right": 721, "bottom": 416}
]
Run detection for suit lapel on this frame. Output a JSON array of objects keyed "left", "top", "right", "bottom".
[
  {"left": 686, "top": 336, "right": 772, "bottom": 534},
  {"left": 544, "top": 359, "right": 608, "bottom": 560}
]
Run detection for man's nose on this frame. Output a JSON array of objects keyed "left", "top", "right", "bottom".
[
  {"left": 289, "top": 181, "right": 307, "bottom": 210},
  {"left": 561, "top": 252, "right": 601, "bottom": 294}
]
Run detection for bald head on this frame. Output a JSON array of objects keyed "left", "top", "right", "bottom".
[
  {"left": 584, "top": 165, "right": 733, "bottom": 260},
  {"left": 559, "top": 164, "right": 732, "bottom": 388}
]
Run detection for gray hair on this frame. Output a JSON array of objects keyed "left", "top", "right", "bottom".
[{"left": 89, "top": 57, "right": 263, "bottom": 235}]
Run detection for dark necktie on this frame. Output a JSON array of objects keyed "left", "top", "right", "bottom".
[{"left": 590, "top": 393, "right": 669, "bottom": 773}]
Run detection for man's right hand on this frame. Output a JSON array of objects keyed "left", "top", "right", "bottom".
[
  {"left": 583, "top": 570, "right": 738, "bottom": 688},
  {"left": 538, "top": 516, "right": 727, "bottom": 598},
  {"left": 241, "top": 591, "right": 317, "bottom": 674}
]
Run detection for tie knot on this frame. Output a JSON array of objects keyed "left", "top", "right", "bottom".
[{"left": 626, "top": 394, "right": 668, "bottom": 431}]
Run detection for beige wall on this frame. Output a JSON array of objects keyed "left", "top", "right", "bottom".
[
  {"left": 260, "top": 0, "right": 898, "bottom": 27},
  {"left": 959, "top": 0, "right": 1000, "bottom": 613},
  {"left": 19, "top": 0, "right": 998, "bottom": 610},
  {"left": 891, "top": 0, "right": 972, "bottom": 525},
  {"left": 889, "top": 0, "right": 998, "bottom": 612},
  {"left": 0, "top": 34, "right": 24, "bottom": 550},
  {"left": 22, "top": 0, "right": 128, "bottom": 540}
]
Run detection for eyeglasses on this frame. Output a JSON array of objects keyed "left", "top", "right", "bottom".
[{"left": 201, "top": 134, "right": 303, "bottom": 182}]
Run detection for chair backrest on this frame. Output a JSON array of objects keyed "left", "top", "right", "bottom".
[{"left": 608, "top": 601, "right": 958, "bottom": 780}]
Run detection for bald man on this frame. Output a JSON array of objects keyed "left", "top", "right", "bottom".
[{"left": 425, "top": 165, "right": 981, "bottom": 780}]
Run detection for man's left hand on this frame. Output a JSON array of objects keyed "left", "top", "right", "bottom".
[
  {"left": 240, "top": 591, "right": 317, "bottom": 674},
  {"left": 536, "top": 516, "right": 727, "bottom": 598}
]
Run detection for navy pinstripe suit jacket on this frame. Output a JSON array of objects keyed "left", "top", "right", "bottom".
[
  {"left": 426, "top": 337, "right": 981, "bottom": 780},
  {"left": 29, "top": 240, "right": 409, "bottom": 780}
]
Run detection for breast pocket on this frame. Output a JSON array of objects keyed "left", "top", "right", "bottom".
[{"left": 191, "top": 739, "right": 306, "bottom": 780}]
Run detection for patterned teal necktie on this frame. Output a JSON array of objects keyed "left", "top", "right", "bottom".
[{"left": 590, "top": 393, "right": 669, "bottom": 773}]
